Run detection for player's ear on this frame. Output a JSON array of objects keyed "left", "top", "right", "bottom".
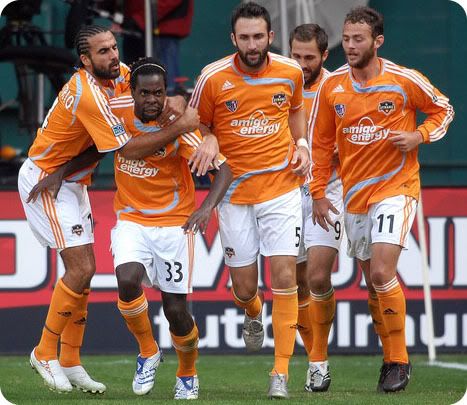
[
  {"left": 268, "top": 30, "right": 274, "bottom": 46},
  {"left": 230, "top": 32, "right": 237, "bottom": 47},
  {"left": 322, "top": 49, "right": 329, "bottom": 63},
  {"left": 80, "top": 53, "right": 91, "bottom": 68},
  {"left": 374, "top": 34, "right": 384, "bottom": 50}
]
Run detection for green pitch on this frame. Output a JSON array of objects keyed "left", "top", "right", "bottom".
[{"left": 0, "top": 354, "right": 465, "bottom": 404}]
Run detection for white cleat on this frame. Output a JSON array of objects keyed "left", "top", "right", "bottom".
[
  {"left": 268, "top": 372, "right": 289, "bottom": 399},
  {"left": 30, "top": 349, "right": 73, "bottom": 393},
  {"left": 62, "top": 365, "right": 106, "bottom": 394},
  {"left": 132, "top": 351, "right": 162, "bottom": 395},
  {"left": 305, "top": 360, "right": 331, "bottom": 392},
  {"left": 174, "top": 375, "right": 199, "bottom": 400}
]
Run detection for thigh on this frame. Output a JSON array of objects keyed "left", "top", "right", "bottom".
[
  {"left": 111, "top": 220, "right": 154, "bottom": 287},
  {"left": 305, "top": 180, "right": 344, "bottom": 251},
  {"left": 152, "top": 226, "right": 195, "bottom": 294},
  {"left": 218, "top": 201, "right": 259, "bottom": 267},
  {"left": 370, "top": 195, "right": 417, "bottom": 249},
  {"left": 257, "top": 188, "right": 302, "bottom": 257},
  {"left": 18, "top": 159, "right": 94, "bottom": 249},
  {"left": 345, "top": 211, "right": 372, "bottom": 261}
]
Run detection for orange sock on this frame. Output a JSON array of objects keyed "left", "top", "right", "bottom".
[
  {"left": 36, "top": 279, "right": 83, "bottom": 361},
  {"left": 368, "top": 293, "right": 391, "bottom": 362},
  {"left": 297, "top": 296, "right": 313, "bottom": 359},
  {"left": 271, "top": 287, "right": 298, "bottom": 376},
  {"left": 118, "top": 293, "right": 158, "bottom": 358},
  {"left": 171, "top": 324, "right": 199, "bottom": 377},
  {"left": 232, "top": 289, "right": 262, "bottom": 318},
  {"left": 310, "top": 288, "right": 335, "bottom": 362},
  {"left": 59, "top": 288, "right": 89, "bottom": 367},
  {"left": 375, "top": 277, "right": 408, "bottom": 364}
]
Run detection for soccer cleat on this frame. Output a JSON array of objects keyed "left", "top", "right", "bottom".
[
  {"left": 376, "top": 362, "right": 391, "bottom": 392},
  {"left": 30, "top": 349, "right": 73, "bottom": 393},
  {"left": 132, "top": 350, "right": 162, "bottom": 395},
  {"left": 242, "top": 291, "right": 264, "bottom": 352},
  {"left": 174, "top": 375, "right": 199, "bottom": 400},
  {"left": 305, "top": 360, "right": 331, "bottom": 392},
  {"left": 268, "top": 371, "right": 289, "bottom": 399},
  {"left": 62, "top": 365, "right": 106, "bottom": 394},
  {"left": 382, "top": 362, "right": 412, "bottom": 393}
]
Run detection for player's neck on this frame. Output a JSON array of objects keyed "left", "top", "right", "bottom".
[
  {"left": 304, "top": 69, "right": 323, "bottom": 90},
  {"left": 235, "top": 53, "right": 269, "bottom": 76},
  {"left": 351, "top": 57, "right": 381, "bottom": 85}
]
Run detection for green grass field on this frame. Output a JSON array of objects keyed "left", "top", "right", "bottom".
[{"left": 0, "top": 354, "right": 465, "bottom": 404}]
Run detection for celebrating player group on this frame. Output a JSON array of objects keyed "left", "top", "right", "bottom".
[{"left": 18, "top": 1, "right": 453, "bottom": 400}]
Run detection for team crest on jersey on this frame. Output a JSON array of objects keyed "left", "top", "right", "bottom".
[
  {"left": 225, "top": 100, "right": 238, "bottom": 113},
  {"left": 272, "top": 93, "right": 287, "bottom": 108},
  {"left": 224, "top": 247, "right": 235, "bottom": 258},
  {"left": 72, "top": 224, "right": 84, "bottom": 236},
  {"left": 378, "top": 100, "right": 395, "bottom": 115},
  {"left": 112, "top": 124, "right": 126, "bottom": 137},
  {"left": 334, "top": 104, "right": 346, "bottom": 118}
]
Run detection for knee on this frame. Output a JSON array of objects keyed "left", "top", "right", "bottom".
[
  {"left": 116, "top": 264, "right": 144, "bottom": 301},
  {"left": 231, "top": 281, "right": 258, "bottom": 301},
  {"left": 370, "top": 268, "right": 390, "bottom": 287},
  {"left": 80, "top": 261, "right": 96, "bottom": 283},
  {"left": 309, "top": 271, "right": 331, "bottom": 294}
]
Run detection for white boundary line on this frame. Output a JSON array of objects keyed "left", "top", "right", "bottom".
[{"left": 428, "top": 361, "right": 467, "bottom": 371}]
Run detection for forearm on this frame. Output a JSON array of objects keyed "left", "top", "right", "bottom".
[
  {"left": 288, "top": 108, "right": 307, "bottom": 143},
  {"left": 56, "top": 145, "right": 104, "bottom": 179},
  {"left": 200, "top": 163, "right": 233, "bottom": 211}
]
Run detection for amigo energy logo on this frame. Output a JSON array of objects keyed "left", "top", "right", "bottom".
[
  {"left": 343, "top": 116, "right": 390, "bottom": 145},
  {"left": 230, "top": 110, "right": 280, "bottom": 138},
  {"left": 116, "top": 155, "right": 159, "bottom": 178}
]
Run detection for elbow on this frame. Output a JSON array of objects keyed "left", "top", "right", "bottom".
[{"left": 119, "top": 144, "right": 141, "bottom": 160}]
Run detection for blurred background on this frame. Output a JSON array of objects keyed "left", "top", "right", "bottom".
[{"left": 0, "top": 0, "right": 466, "bottom": 357}]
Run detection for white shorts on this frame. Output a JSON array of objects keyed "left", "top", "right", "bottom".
[
  {"left": 218, "top": 188, "right": 302, "bottom": 267},
  {"left": 297, "top": 178, "right": 344, "bottom": 264},
  {"left": 111, "top": 220, "right": 195, "bottom": 294},
  {"left": 345, "top": 195, "right": 417, "bottom": 261},
  {"left": 18, "top": 158, "right": 94, "bottom": 249}
]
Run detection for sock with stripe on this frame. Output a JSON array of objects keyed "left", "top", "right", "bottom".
[
  {"left": 59, "top": 288, "right": 90, "bottom": 367},
  {"left": 310, "top": 288, "right": 336, "bottom": 362},
  {"left": 297, "top": 295, "right": 313, "bottom": 360},
  {"left": 374, "top": 277, "right": 408, "bottom": 364},
  {"left": 368, "top": 292, "right": 391, "bottom": 362},
  {"left": 232, "top": 288, "right": 262, "bottom": 318},
  {"left": 171, "top": 324, "right": 199, "bottom": 377},
  {"left": 36, "top": 278, "right": 83, "bottom": 361},
  {"left": 271, "top": 287, "right": 298, "bottom": 376},
  {"left": 118, "top": 293, "right": 158, "bottom": 358}
]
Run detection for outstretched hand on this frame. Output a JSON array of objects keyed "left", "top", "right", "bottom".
[
  {"left": 182, "top": 206, "right": 213, "bottom": 234},
  {"left": 26, "top": 170, "right": 64, "bottom": 203},
  {"left": 312, "top": 197, "right": 339, "bottom": 232}
]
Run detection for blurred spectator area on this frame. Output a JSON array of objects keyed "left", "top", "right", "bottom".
[{"left": 0, "top": 0, "right": 466, "bottom": 189}]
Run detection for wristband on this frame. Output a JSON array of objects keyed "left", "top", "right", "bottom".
[{"left": 297, "top": 138, "right": 309, "bottom": 150}]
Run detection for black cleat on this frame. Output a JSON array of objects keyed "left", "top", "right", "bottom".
[
  {"left": 382, "top": 362, "right": 412, "bottom": 393},
  {"left": 376, "top": 362, "right": 391, "bottom": 392}
]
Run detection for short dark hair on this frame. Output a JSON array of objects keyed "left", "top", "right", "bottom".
[
  {"left": 129, "top": 57, "right": 167, "bottom": 90},
  {"left": 231, "top": 1, "right": 271, "bottom": 34},
  {"left": 74, "top": 25, "right": 110, "bottom": 67},
  {"left": 289, "top": 24, "right": 328, "bottom": 55},
  {"left": 344, "top": 6, "right": 384, "bottom": 38}
]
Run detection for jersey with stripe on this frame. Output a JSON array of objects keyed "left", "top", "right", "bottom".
[
  {"left": 111, "top": 101, "right": 226, "bottom": 227},
  {"left": 28, "top": 63, "right": 131, "bottom": 184},
  {"left": 190, "top": 52, "right": 304, "bottom": 205},
  {"left": 309, "top": 58, "right": 454, "bottom": 214}
]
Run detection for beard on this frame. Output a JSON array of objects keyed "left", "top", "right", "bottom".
[
  {"left": 237, "top": 45, "right": 269, "bottom": 68},
  {"left": 91, "top": 60, "right": 120, "bottom": 80},
  {"left": 304, "top": 60, "right": 323, "bottom": 88},
  {"left": 347, "top": 46, "right": 375, "bottom": 69}
]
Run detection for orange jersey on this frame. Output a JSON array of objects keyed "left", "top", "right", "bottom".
[
  {"left": 190, "top": 52, "right": 304, "bottom": 204},
  {"left": 111, "top": 100, "right": 226, "bottom": 227},
  {"left": 309, "top": 58, "right": 454, "bottom": 214},
  {"left": 28, "top": 64, "right": 131, "bottom": 184}
]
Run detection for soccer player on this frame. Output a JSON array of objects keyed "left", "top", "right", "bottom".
[
  {"left": 17, "top": 25, "right": 196, "bottom": 393},
  {"left": 109, "top": 58, "right": 231, "bottom": 399},
  {"left": 310, "top": 6, "right": 454, "bottom": 393},
  {"left": 290, "top": 23, "right": 343, "bottom": 392},
  {"left": 189, "top": 2, "right": 310, "bottom": 398}
]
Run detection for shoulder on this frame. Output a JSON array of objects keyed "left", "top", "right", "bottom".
[
  {"left": 269, "top": 52, "right": 302, "bottom": 74},
  {"left": 198, "top": 55, "right": 233, "bottom": 81},
  {"left": 320, "top": 64, "right": 349, "bottom": 89},
  {"left": 383, "top": 58, "right": 432, "bottom": 88}
]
